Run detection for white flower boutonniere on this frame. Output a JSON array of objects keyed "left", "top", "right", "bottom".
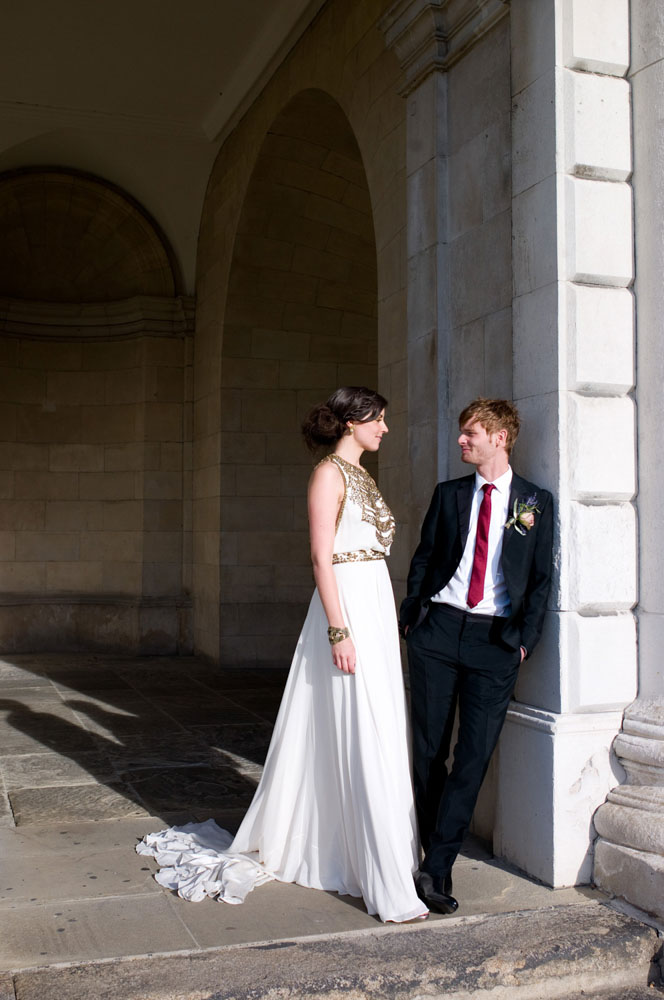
[{"left": 505, "top": 494, "right": 540, "bottom": 535}]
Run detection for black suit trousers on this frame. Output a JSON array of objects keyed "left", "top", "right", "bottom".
[{"left": 406, "top": 603, "right": 521, "bottom": 877}]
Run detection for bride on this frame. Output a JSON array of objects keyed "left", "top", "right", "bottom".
[{"left": 138, "top": 386, "right": 428, "bottom": 923}]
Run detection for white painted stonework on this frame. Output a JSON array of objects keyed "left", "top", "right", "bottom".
[
  {"left": 563, "top": 0, "right": 630, "bottom": 76},
  {"left": 496, "top": 705, "right": 626, "bottom": 885},
  {"left": 565, "top": 502, "right": 636, "bottom": 612},
  {"left": 566, "top": 614, "right": 637, "bottom": 714},
  {"left": 590, "top": 0, "right": 664, "bottom": 922},
  {"left": 568, "top": 285, "right": 634, "bottom": 394},
  {"left": 564, "top": 177, "right": 633, "bottom": 286},
  {"left": 564, "top": 71, "right": 631, "bottom": 181},
  {"left": 500, "top": 0, "right": 637, "bottom": 889},
  {"left": 567, "top": 395, "right": 635, "bottom": 502}
]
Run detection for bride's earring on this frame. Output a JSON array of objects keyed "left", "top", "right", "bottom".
[{"left": 347, "top": 425, "right": 354, "bottom": 434}]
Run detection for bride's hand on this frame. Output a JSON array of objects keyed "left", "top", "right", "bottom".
[{"left": 332, "top": 636, "right": 356, "bottom": 675}]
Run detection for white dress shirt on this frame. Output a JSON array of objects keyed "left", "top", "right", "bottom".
[{"left": 431, "top": 466, "right": 513, "bottom": 616}]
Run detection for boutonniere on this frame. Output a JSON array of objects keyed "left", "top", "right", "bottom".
[{"left": 505, "top": 495, "right": 540, "bottom": 535}]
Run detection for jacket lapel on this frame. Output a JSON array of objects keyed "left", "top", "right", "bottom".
[{"left": 456, "top": 477, "right": 474, "bottom": 551}]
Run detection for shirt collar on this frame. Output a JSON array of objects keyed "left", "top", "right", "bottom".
[{"left": 474, "top": 466, "right": 512, "bottom": 495}]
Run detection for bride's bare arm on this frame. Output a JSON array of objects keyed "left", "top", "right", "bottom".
[{"left": 308, "top": 461, "right": 356, "bottom": 675}]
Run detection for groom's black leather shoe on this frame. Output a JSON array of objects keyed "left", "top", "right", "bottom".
[{"left": 414, "top": 870, "right": 458, "bottom": 915}]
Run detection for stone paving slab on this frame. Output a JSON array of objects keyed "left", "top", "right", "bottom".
[
  {"left": 0, "top": 671, "right": 51, "bottom": 689},
  {"left": 9, "top": 782, "right": 150, "bottom": 826},
  {"left": 0, "top": 786, "right": 13, "bottom": 829},
  {"left": 48, "top": 671, "right": 135, "bottom": 692},
  {"left": 0, "top": 809, "right": 601, "bottom": 970},
  {"left": 186, "top": 667, "right": 289, "bottom": 692},
  {"left": 105, "top": 732, "right": 226, "bottom": 772},
  {"left": 169, "top": 877, "right": 378, "bottom": 951},
  {"left": 0, "top": 662, "right": 53, "bottom": 687},
  {"left": 1, "top": 750, "right": 115, "bottom": 789},
  {"left": 63, "top": 690, "right": 155, "bottom": 715},
  {"left": 65, "top": 697, "right": 182, "bottom": 737},
  {"left": 0, "top": 845, "right": 158, "bottom": 909},
  {"left": 0, "top": 814, "right": 189, "bottom": 860},
  {"left": 0, "top": 704, "right": 97, "bottom": 757},
  {"left": 7, "top": 902, "right": 658, "bottom": 1000},
  {"left": 150, "top": 695, "right": 264, "bottom": 728},
  {"left": 189, "top": 723, "right": 272, "bottom": 765},
  {"left": 126, "top": 765, "right": 258, "bottom": 815},
  {"left": 1, "top": 893, "right": 197, "bottom": 971},
  {"left": 0, "top": 685, "right": 66, "bottom": 705},
  {"left": 0, "top": 655, "right": 655, "bottom": 999}
]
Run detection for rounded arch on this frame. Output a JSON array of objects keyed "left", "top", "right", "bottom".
[
  {"left": 0, "top": 166, "right": 180, "bottom": 301},
  {"left": 219, "top": 88, "right": 379, "bottom": 667}
]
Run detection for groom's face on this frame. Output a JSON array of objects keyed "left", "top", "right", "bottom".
[{"left": 458, "top": 420, "right": 505, "bottom": 466}]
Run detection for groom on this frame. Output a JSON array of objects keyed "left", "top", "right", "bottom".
[{"left": 400, "top": 398, "right": 553, "bottom": 914}]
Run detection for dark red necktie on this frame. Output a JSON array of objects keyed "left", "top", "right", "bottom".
[{"left": 467, "top": 483, "right": 495, "bottom": 609}]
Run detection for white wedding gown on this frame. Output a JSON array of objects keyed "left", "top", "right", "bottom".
[{"left": 137, "top": 455, "right": 424, "bottom": 922}]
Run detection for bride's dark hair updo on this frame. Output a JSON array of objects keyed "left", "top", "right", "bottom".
[{"left": 302, "top": 386, "right": 388, "bottom": 452}]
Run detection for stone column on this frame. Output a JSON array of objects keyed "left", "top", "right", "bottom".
[
  {"left": 493, "top": 0, "right": 637, "bottom": 886},
  {"left": 593, "top": 0, "right": 664, "bottom": 920},
  {"left": 381, "top": 0, "right": 510, "bottom": 528}
]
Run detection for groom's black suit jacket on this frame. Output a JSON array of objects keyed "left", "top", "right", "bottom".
[{"left": 400, "top": 472, "right": 553, "bottom": 656}]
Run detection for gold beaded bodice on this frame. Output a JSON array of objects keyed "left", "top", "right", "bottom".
[{"left": 318, "top": 454, "right": 396, "bottom": 554}]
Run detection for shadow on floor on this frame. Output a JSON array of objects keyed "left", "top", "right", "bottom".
[{"left": 0, "top": 654, "right": 288, "bottom": 828}]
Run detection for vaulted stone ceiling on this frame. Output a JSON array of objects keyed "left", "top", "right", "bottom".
[
  {"left": 0, "top": 0, "right": 325, "bottom": 140},
  {"left": 0, "top": 0, "right": 325, "bottom": 291}
]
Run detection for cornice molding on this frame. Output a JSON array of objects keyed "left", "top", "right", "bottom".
[
  {"left": 380, "top": 0, "right": 510, "bottom": 94},
  {"left": 505, "top": 703, "right": 625, "bottom": 737},
  {"left": 0, "top": 294, "right": 195, "bottom": 341}
]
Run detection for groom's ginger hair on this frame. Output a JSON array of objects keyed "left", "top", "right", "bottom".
[{"left": 459, "top": 398, "right": 521, "bottom": 455}]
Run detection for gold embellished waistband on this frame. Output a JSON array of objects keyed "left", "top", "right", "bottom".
[{"left": 332, "top": 549, "right": 385, "bottom": 564}]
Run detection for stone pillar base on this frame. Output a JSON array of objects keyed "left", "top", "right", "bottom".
[
  {"left": 594, "top": 840, "right": 664, "bottom": 920},
  {"left": 494, "top": 704, "right": 625, "bottom": 887},
  {"left": 593, "top": 698, "right": 664, "bottom": 920}
]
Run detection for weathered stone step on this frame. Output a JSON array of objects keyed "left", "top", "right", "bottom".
[
  {"left": 8, "top": 901, "right": 658, "bottom": 1000},
  {"left": 565, "top": 989, "right": 662, "bottom": 999}
]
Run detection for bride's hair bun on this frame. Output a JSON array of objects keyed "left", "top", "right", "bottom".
[
  {"left": 301, "top": 386, "right": 388, "bottom": 453},
  {"left": 301, "top": 403, "right": 345, "bottom": 451}
]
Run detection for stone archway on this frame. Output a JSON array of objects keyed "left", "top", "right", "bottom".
[
  {"left": 0, "top": 168, "right": 193, "bottom": 654},
  {"left": 219, "top": 90, "right": 378, "bottom": 667}
]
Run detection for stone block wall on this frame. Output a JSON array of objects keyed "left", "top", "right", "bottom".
[
  {"left": 445, "top": 18, "right": 513, "bottom": 475},
  {"left": 218, "top": 91, "right": 379, "bottom": 666},
  {"left": 0, "top": 169, "right": 193, "bottom": 654},
  {"left": 0, "top": 313, "right": 192, "bottom": 653}
]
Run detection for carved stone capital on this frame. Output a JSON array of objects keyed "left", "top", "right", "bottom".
[{"left": 380, "top": 0, "right": 510, "bottom": 94}]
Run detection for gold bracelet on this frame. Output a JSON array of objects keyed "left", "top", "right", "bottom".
[{"left": 328, "top": 626, "right": 350, "bottom": 645}]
